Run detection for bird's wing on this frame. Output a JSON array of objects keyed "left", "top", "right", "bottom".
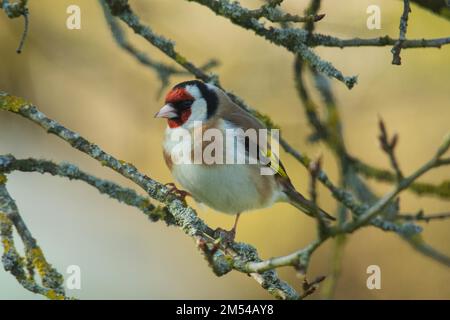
[{"left": 218, "top": 100, "right": 290, "bottom": 181}]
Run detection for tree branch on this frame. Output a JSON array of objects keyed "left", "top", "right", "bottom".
[
  {"left": 0, "top": 178, "right": 67, "bottom": 299},
  {"left": 186, "top": 0, "right": 357, "bottom": 89},
  {"left": 0, "top": 155, "right": 175, "bottom": 225},
  {"left": 392, "top": 0, "right": 411, "bottom": 65},
  {"left": 397, "top": 210, "right": 450, "bottom": 222}
]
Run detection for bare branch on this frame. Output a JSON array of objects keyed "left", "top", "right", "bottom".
[
  {"left": 1, "top": 0, "right": 29, "bottom": 53},
  {"left": 392, "top": 0, "right": 412, "bottom": 65},
  {"left": 378, "top": 117, "right": 403, "bottom": 180},
  {"left": 397, "top": 210, "right": 450, "bottom": 222}
]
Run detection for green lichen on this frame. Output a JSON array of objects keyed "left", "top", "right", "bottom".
[
  {"left": 0, "top": 93, "right": 29, "bottom": 113},
  {"left": 410, "top": 180, "right": 450, "bottom": 199},
  {"left": 28, "top": 247, "right": 48, "bottom": 278},
  {"left": 252, "top": 110, "right": 280, "bottom": 129},
  {"left": 440, "top": 8, "right": 450, "bottom": 20},
  {"left": 0, "top": 174, "right": 7, "bottom": 185},
  {"left": 45, "top": 289, "right": 65, "bottom": 300},
  {"left": 175, "top": 53, "right": 188, "bottom": 65}
]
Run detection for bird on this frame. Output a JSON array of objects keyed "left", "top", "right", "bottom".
[{"left": 155, "top": 80, "right": 334, "bottom": 242}]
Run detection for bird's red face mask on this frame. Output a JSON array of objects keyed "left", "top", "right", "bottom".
[{"left": 155, "top": 87, "right": 194, "bottom": 128}]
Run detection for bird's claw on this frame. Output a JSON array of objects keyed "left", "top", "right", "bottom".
[
  {"left": 164, "top": 182, "right": 191, "bottom": 201},
  {"left": 214, "top": 227, "right": 236, "bottom": 246}
]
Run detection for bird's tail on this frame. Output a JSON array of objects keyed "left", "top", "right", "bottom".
[{"left": 284, "top": 188, "right": 335, "bottom": 221}]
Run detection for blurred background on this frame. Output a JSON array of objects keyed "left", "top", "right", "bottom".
[{"left": 0, "top": 0, "right": 449, "bottom": 299}]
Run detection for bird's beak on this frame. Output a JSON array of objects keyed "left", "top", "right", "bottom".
[{"left": 155, "top": 104, "right": 177, "bottom": 119}]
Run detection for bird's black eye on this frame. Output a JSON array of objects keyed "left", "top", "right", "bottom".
[{"left": 176, "top": 100, "right": 193, "bottom": 110}]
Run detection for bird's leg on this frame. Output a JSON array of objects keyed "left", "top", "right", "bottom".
[
  {"left": 164, "top": 182, "right": 191, "bottom": 201},
  {"left": 214, "top": 213, "right": 241, "bottom": 245}
]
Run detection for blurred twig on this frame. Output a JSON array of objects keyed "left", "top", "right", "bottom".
[
  {"left": 407, "top": 0, "right": 450, "bottom": 22},
  {"left": 1, "top": 0, "right": 29, "bottom": 53},
  {"left": 351, "top": 159, "right": 450, "bottom": 200},
  {"left": 378, "top": 118, "right": 403, "bottom": 181},
  {"left": 99, "top": 0, "right": 218, "bottom": 97},
  {"left": 396, "top": 210, "right": 450, "bottom": 222}
]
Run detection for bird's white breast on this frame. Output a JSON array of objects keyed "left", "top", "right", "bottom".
[{"left": 163, "top": 126, "right": 280, "bottom": 214}]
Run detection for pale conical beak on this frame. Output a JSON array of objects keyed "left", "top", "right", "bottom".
[{"left": 154, "top": 104, "right": 177, "bottom": 119}]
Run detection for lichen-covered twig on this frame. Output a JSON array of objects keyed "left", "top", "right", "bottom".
[
  {"left": 0, "top": 179, "right": 67, "bottom": 299},
  {"left": 250, "top": 1, "right": 325, "bottom": 24},
  {"left": 187, "top": 0, "right": 357, "bottom": 89},
  {"left": 0, "top": 155, "right": 174, "bottom": 225},
  {"left": 309, "top": 34, "right": 450, "bottom": 48},
  {"left": 392, "top": 0, "right": 412, "bottom": 65}
]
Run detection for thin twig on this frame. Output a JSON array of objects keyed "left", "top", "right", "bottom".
[
  {"left": 397, "top": 210, "right": 450, "bottom": 222},
  {"left": 378, "top": 117, "right": 403, "bottom": 180},
  {"left": 392, "top": 0, "right": 411, "bottom": 65},
  {"left": 1, "top": 0, "right": 30, "bottom": 54}
]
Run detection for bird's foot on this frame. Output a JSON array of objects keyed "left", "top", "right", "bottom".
[
  {"left": 214, "top": 227, "right": 236, "bottom": 246},
  {"left": 164, "top": 183, "right": 191, "bottom": 201}
]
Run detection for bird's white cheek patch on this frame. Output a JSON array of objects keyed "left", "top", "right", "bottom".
[{"left": 184, "top": 99, "right": 207, "bottom": 128}]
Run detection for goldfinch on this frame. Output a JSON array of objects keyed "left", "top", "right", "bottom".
[{"left": 155, "top": 80, "right": 334, "bottom": 240}]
